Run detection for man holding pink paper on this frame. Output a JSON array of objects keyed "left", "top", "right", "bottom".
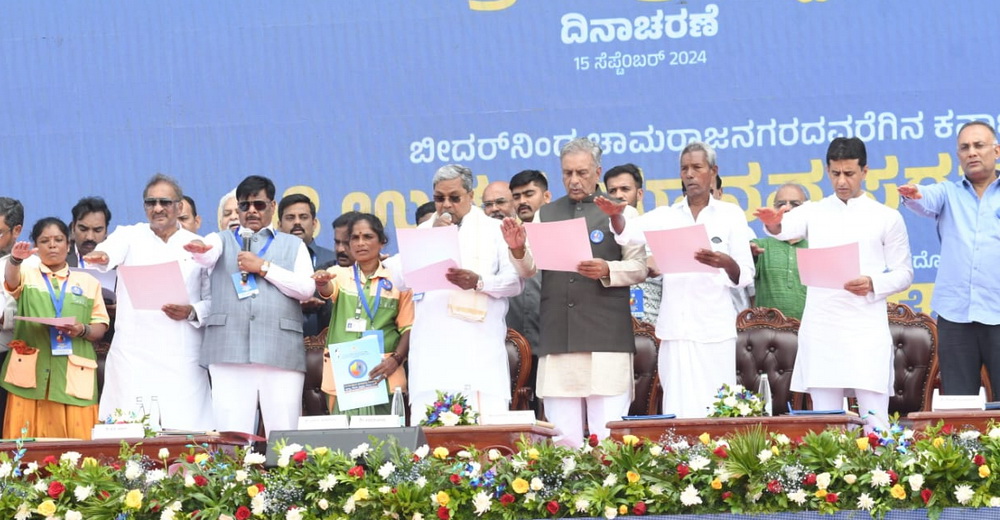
[
  {"left": 597, "top": 141, "right": 754, "bottom": 419},
  {"left": 755, "top": 137, "right": 912, "bottom": 431}
]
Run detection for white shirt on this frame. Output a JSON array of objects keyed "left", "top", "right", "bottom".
[
  {"left": 615, "top": 196, "right": 755, "bottom": 343},
  {"left": 771, "top": 194, "right": 913, "bottom": 393}
]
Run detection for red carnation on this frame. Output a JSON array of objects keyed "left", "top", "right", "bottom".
[
  {"left": 47, "top": 481, "right": 65, "bottom": 499},
  {"left": 451, "top": 403, "right": 464, "bottom": 414},
  {"left": 42, "top": 455, "right": 58, "bottom": 467},
  {"left": 348, "top": 465, "right": 365, "bottom": 478},
  {"left": 721, "top": 491, "right": 733, "bottom": 500},
  {"left": 449, "top": 474, "right": 461, "bottom": 485},
  {"left": 193, "top": 475, "right": 209, "bottom": 487},
  {"left": 291, "top": 450, "right": 307, "bottom": 463},
  {"left": 500, "top": 493, "right": 515, "bottom": 506},
  {"left": 887, "top": 469, "right": 898, "bottom": 485},
  {"left": 437, "top": 506, "right": 450, "bottom": 519},
  {"left": 975, "top": 454, "right": 987, "bottom": 466},
  {"left": 921, "top": 488, "right": 933, "bottom": 504},
  {"left": 803, "top": 473, "right": 817, "bottom": 486},
  {"left": 633, "top": 501, "right": 647, "bottom": 515},
  {"left": 867, "top": 432, "right": 880, "bottom": 447},
  {"left": 713, "top": 445, "right": 728, "bottom": 458},
  {"left": 546, "top": 500, "right": 559, "bottom": 514},
  {"left": 766, "top": 479, "right": 782, "bottom": 494},
  {"left": 235, "top": 506, "right": 252, "bottom": 520},
  {"left": 825, "top": 492, "right": 838, "bottom": 503},
  {"left": 588, "top": 434, "right": 599, "bottom": 447},
  {"left": 255, "top": 483, "right": 265, "bottom": 493},
  {"left": 677, "top": 464, "right": 690, "bottom": 479}
]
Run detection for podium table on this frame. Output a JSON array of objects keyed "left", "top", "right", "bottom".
[
  {"left": 0, "top": 433, "right": 252, "bottom": 466},
  {"left": 905, "top": 410, "right": 1000, "bottom": 433},
  {"left": 608, "top": 415, "right": 866, "bottom": 443},
  {"left": 422, "top": 424, "right": 558, "bottom": 455}
]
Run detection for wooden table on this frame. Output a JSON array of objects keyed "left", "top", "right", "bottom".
[
  {"left": 422, "top": 424, "right": 558, "bottom": 455},
  {"left": 608, "top": 415, "right": 866, "bottom": 443},
  {"left": 0, "top": 433, "right": 254, "bottom": 466},
  {"left": 905, "top": 410, "right": 1000, "bottom": 433}
]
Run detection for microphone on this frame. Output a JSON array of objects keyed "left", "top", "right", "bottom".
[{"left": 240, "top": 229, "right": 253, "bottom": 282}]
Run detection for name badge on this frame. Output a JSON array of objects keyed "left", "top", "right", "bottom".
[
  {"left": 51, "top": 328, "right": 73, "bottom": 356},
  {"left": 346, "top": 318, "right": 367, "bottom": 333},
  {"left": 232, "top": 272, "right": 260, "bottom": 299},
  {"left": 629, "top": 287, "right": 645, "bottom": 317}
]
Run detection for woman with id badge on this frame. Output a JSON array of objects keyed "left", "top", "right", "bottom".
[
  {"left": 312, "top": 213, "right": 413, "bottom": 417},
  {"left": 1, "top": 218, "right": 109, "bottom": 439}
]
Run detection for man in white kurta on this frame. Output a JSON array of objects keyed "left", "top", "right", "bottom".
[
  {"left": 599, "top": 142, "right": 755, "bottom": 418},
  {"left": 86, "top": 175, "right": 214, "bottom": 430},
  {"left": 402, "top": 165, "right": 523, "bottom": 422},
  {"left": 757, "top": 137, "right": 913, "bottom": 431}
]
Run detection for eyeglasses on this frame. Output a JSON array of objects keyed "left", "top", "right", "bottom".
[
  {"left": 143, "top": 198, "right": 179, "bottom": 209},
  {"left": 482, "top": 198, "right": 508, "bottom": 209},
  {"left": 774, "top": 200, "right": 804, "bottom": 209},
  {"left": 237, "top": 200, "right": 270, "bottom": 212},
  {"left": 433, "top": 194, "right": 464, "bottom": 204}
]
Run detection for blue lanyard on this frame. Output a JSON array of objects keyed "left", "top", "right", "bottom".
[
  {"left": 353, "top": 263, "right": 383, "bottom": 322},
  {"left": 233, "top": 229, "right": 275, "bottom": 258},
  {"left": 42, "top": 272, "right": 70, "bottom": 317}
]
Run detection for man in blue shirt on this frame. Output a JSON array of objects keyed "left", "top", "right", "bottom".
[{"left": 899, "top": 121, "right": 1000, "bottom": 398}]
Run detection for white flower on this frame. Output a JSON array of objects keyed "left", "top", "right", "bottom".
[
  {"left": 530, "top": 477, "right": 544, "bottom": 491},
  {"left": 184, "top": 474, "right": 196, "bottom": 487},
  {"left": 0, "top": 462, "right": 12, "bottom": 478},
  {"left": 319, "top": 474, "right": 338, "bottom": 492},
  {"left": 74, "top": 485, "right": 93, "bottom": 501},
  {"left": 723, "top": 396, "right": 737, "bottom": 407},
  {"left": 990, "top": 496, "right": 1000, "bottom": 507},
  {"left": 24, "top": 462, "right": 37, "bottom": 476},
  {"left": 439, "top": 411, "right": 461, "bottom": 426},
  {"left": 561, "top": 456, "right": 577, "bottom": 476},
  {"left": 689, "top": 455, "right": 710, "bottom": 472},
  {"left": 816, "top": 472, "right": 831, "bottom": 490},
  {"left": 343, "top": 495, "right": 357, "bottom": 513},
  {"left": 990, "top": 427, "right": 1000, "bottom": 439},
  {"left": 146, "top": 469, "right": 166, "bottom": 483},
  {"left": 787, "top": 489, "right": 807, "bottom": 505},
  {"left": 157, "top": 448, "right": 170, "bottom": 459},
  {"left": 472, "top": 490, "right": 492, "bottom": 516},
  {"left": 415, "top": 476, "right": 428, "bottom": 488},
  {"left": 524, "top": 492, "right": 536, "bottom": 503},
  {"left": 279, "top": 443, "right": 303, "bottom": 459},
  {"left": 774, "top": 434, "right": 790, "bottom": 446},
  {"left": 63, "top": 510, "right": 84, "bottom": 520},
  {"left": 33, "top": 480, "right": 47, "bottom": 492},
  {"left": 857, "top": 492, "right": 875, "bottom": 511},
  {"left": 902, "top": 429, "right": 915, "bottom": 440},
  {"left": 671, "top": 440, "right": 691, "bottom": 451},
  {"left": 243, "top": 451, "right": 267, "bottom": 466},
  {"left": 603, "top": 506, "right": 618, "bottom": 519},
  {"left": 234, "top": 469, "right": 248, "bottom": 483},
  {"left": 650, "top": 484, "right": 664, "bottom": 495},
  {"left": 378, "top": 461, "right": 396, "bottom": 479},
  {"left": 715, "top": 467, "right": 733, "bottom": 483},
  {"left": 285, "top": 507, "right": 303, "bottom": 520},
  {"left": 349, "top": 442, "right": 370, "bottom": 459},
  {"left": 511, "top": 458, "right": 528, "bottom": 470},
  {"left": 467, "top": 461, "right": 482, "bottom": 478},
  {"left": 277, "top": 456, "right": 290, "bottom": 468},
  {"left": 160, "top": 509, "right": 177, "bottom": 520},
  {"left": 737, "top": 403, "right": 752, "bottom": 416},
  {"left": 956, "top": 484, "right": 975, "bottom": 505},
  {"left": 251, "top": 494, "right": 266, "bottom": 515},
  {"left": 908, "top": 473, "right": 924, "bottom": 491},
  {"left": 680, "top": 484, "right": 703, "bottom": 506},
  {"left": 575, "top": 498, "right": 590, "bottom": 512},
  {"left": 15, "top": 503, "right": 31, "bottom": 520},
  {"left": 318, "top": 498, "right": 329, "bottom": 510},
  {"left": 844, "top": 474, "right": 857, "bottom": 485},
  {"left": 488, "top": 449, "right": 502, "bottom": 461},
  {"left": 457, "top": 450, "right": 472, "bottom": 459},
  {"left": 733, "top": 384, "right": 745, "bottom": 392},
  {"left": 412, "top": 514, "right": 424, "bottom": 520},
  {"left": 413, "top": 445, "right": 430, "bottom": 459},
  {"left": 833, "top": 455, "right": 846, "bottom": 469},
  {"left": 870, "top": 469, "right": 891, "bottom": 487},
  {"left": 757, "top": 449, "right": 773, "bottom": 463},
  {"left": 961, "top": 430, "right": 981, "bottom": 441},
  {"left": 648, "top": 444, "right": 663, "bottom": 456},
  {"left": 60, "top": 451, "right": 82, "bottom": 465},
  {"left": 125, "top": 460, "right": 143, "bottom": 480},
  {"left": 603, "top": 474, "right": 618, "bottom": 486}
]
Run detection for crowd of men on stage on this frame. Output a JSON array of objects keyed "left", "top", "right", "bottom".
[{"left": 0, "top": 120, "right": 997, "bottom": 445}]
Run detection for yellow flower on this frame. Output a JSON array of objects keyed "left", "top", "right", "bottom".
[
  {"left": 124, "top": 489, "right": 144, "bottom": 509},
  {"left": 932, "top": 437, "right": 944, "bottom": 448},
  {"left": 512, "top": 478, "right": 529, "bottom": 494},
  {"left": 711, "top": 478, "right": 723, "bottom": 490},
  {"left": 619, "top": 505, "right": 628, "bottom": 515},
  {"left": 37, "top": 500, "right": 57, "bottom": 517},
  {"left": 353, "top": 488, "right": 370, "bottom": 501},
  {"left": 981, "top": 465, "right": 992, "bottom": 478},
  {"left": 627, "top": 471, "right": 640, "bottom": 484},
  {"left": 622, "top": 435, "right": 640, "bottom": 447},
  {"left": 890, "top": 484, "right": 907, "bottom": 500},
  {"left": 313, "top": 446, "right": 329, "bottom": 457},
  {"left": 699, "top": 432, "right": 711, "bottom": 445},
  {"left": 433, "top": 447, "right": 449, "bottom": 459},
  {"left": 194, "top": 453, "right": 210, "bottom": 464},
  {"left": 815, "top": 489, "right": 828, "bottom": 498},
  {"left": 527, "top": 448, "right": 540, "bottom": 460},
  {"left": 771, "top": 446, "right": 780, "bottom": 455},
  {"left": 856, "top": 437, "right": 869, "bottom": 451},
  {"left": 82, "top": 457, "right": 98, "bottom": 468},
  {"left": 247, "top": 485, "right": 260, "bottom": 498},
  {"left": 436, "top": 491, "right": 451, "bottom": 506}
]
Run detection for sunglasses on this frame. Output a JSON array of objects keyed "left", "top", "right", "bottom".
[
  {"left": 433, "top": 194, "right": 464, "bottom": 204},
  {"left": 774, "top": 200, "right": 803, "bottom": 208},
  {"left": 237, "top": 200, "right": 271, "bottom": 212},
  {"left": 143, "top": 198, "right": 178, "bottom": 209}
]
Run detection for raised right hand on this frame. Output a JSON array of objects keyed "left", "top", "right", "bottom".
[
  {"left": 594, "top": 196, "right": 627, "bottom": 217},
  {"left": 10, "top": 242, "right": 36, "bottom": 261},
  {"left": 898, "top": 184, "right": 921, "bottom": 200},
  {"left": 81, "top": 252, "right": 110, "bottom": 265},
  {"left": 183, "top": 240, "right": 212, "bottom": 254},
  {"left": 753, "top": 206, "right": 789, "bottom": 228},
  {"left": 312, "top": 270, "right": 336, "bottom": 289}
]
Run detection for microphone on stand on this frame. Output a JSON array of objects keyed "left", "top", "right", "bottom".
[{"left": 240, "top": 229, "right": 253, "bottom": 282}]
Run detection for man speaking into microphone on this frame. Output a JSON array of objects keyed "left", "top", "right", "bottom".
[{"left": 184, "top": 175, "right": 314, "bottom": 436}]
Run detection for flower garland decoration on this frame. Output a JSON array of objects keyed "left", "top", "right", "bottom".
[
  {"left": 709, "top": 383, "right": 766, "bottom": 418},
  {"left": 420, "top": 390, "right": 479, "bottom": 427}
]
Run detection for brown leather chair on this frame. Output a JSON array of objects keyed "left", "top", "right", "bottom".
[
  {"left": 630, "top": 317, "right": 661, "bottom": 416},
  {"left": 505, "top": 328, "right": 533, "bottom": 410},
  {"left": 735, "top": 307, "right": 802, "bottom": 416},
  {"left": 886, "top": 302, "right": 938, "bottom": 415},
  {"left": 301, "top": 327, "right": 330, "bottom": 416}
]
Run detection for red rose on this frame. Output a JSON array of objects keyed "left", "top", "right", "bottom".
[
  {"left": 194, "top": 475, "right": 209, "bottom": 487},
  {"left": 235, "top": 506, "right": 252, "bottom": 520},
  {"left": 449, "top": 474, "right": 461, "bottom": 485},
  {"left": 42, "top": 455, "right": 58, "bottom": 467},
  {"left": 975, "top": 454, "right": 987, "bottom": 466},
  {"left": 677, "top": 464, "right": 690, "bottom": 479},
  {"left": 825, "top": 492, "right": 838, "bottom": 503},
  {"left": 588, "top": 434, "right": 599, "bottom": 447},
  {"left": 348, "top": 465, "right": 365, "bottom": 478},
  {"left": 721, "top": 491, "right": 733, "bottom": 500},
  {"left": 633, "top": 501, "right": 647, "bottom": 515},
  {"left": 713, "top": 446, "right": 728, "bottom": 458},
  {"left": 437, "top": 506, "right": 450, "bottom": 519},
  {"left": 255, "top": 483, "right": 265, "bottom": 493},
  {"left": 921, "top": 488, "right": 933, "bottom": 504},
  {"left": 867, "top": 432, "right": 880, "bottom": 447},
  {"left": 47, "top": 481, "right": 65, "bottom": 498},
  {"left": 766, "top": 479, "right": 782, "bottom": 494},
  {"left": 451, "top": 403, "right": 464, "bottom": 414},
  {"left": 803, "top": 473, "right": 817, "bottom": 486},
  {"left": 887, "top": 469, "right": 898, "bottom": 485},
  {"left": 941, "top": 424, "right": 955, "bottom": 435},
  {"left": 500, "top": 493, "right": 515, "bottom": 506},
  {"left": 434, "top": 401, "right": 444, "bottom": 408},
  {"left": 291, "top": 450, "right": 307, "bottom": 463},
  {"left": 546, "top": 501, "right": 559, "bottom": 514},
  {"left": 186, "top": 455, "right": 196, "bottom": 463}
]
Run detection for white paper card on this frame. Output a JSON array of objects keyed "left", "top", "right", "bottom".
[
  {"left": 349, "top": 415, "right": 400, "bottom": 429},
  {"left": 297, "top": 415, "right": 349, "bottom": 431},
  {"left": 91, "top": 423, "right": 146, "bottom": 439}
]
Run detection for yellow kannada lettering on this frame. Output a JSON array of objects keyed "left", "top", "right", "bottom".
[
  {"left": 645, "top": 178, "right": 684, "bottom": 209},
  {"left": 721, "top": 162, "right": 762, "bottom": 221},
  {"left": 865, "top": 155, "right": 900, "bottom": 208},
  {"left": 467, "top": 0, "right": 517, "bottom": 11}
]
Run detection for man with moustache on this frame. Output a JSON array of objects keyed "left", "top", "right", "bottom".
[
  {"left": 83, "top": 174, "right": 214, "bottom": 430},
  {"left": 279, "top": 193, "right": 335, "bottom": 336},
  {"left": 504, "top": 170, "right": 551, "bottom": 358},
  {"left": 177, "top": 195, "right": 202, "bottom": 233},
  {"left": 510, "top": 170, "right": 552, "bottom": 222},
  {"left": 332, "top": 212, "right": 361, "bottom": 268},
  {"left": 67, "top": 197, "right": 111, "bottom": 268},
  {"left": 482, "top": 181, "right": 516, "bottom": 220},
  {"left": 185, "top": 175, "right": 314, "bottom": 435}
]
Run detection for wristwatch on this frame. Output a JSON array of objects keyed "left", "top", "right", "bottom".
[
  {"left": 475, "top": 275, "right": 484, "bottom": 291},
  {"left": 260, "top": 261, "right": 271, "bottom": 277}
]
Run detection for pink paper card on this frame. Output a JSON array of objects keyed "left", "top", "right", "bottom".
[
  {"left": 117, "top": 261, "right": 190, "bottom": 310},
  {"left": 522, "top": 218, "right": 593, "bottom": 272},
  {"left": 644, "top": 224, "right": 717, "bottom": 274},
  {"left": 404, "top": 258, "right": 459, "bottom": 292},
  {"left": 796, "top": 242, "right": 861, "bottom": 289},
  {"left": 15, "top": 316, "right": 77, "bottom": 327},
  {"left": 395, "top": 226, "right": 460, "bottom": 274}
]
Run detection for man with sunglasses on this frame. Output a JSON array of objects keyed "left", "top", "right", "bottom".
[
  {"left": 749, "top": 183, "right": 810, "bottom": 320},
  {"left": 82, "top": 174, "right": 214, "bottom": 431},
  {"left": 184, "top": 175, "right": 314, "bottom": 436}
]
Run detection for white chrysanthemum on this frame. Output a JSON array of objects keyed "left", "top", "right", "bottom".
[
  {"left": 343, "top": 495, "right": 357, "bottom": 513},
  {"left": 723, "top": 396, "right": 737, "bottom": 407},
  {"left": 184, "top": 474, "right": 196, "bottom": 487},
  {"left": 14, "top": 503, "right": 30, "bottom": 520},
  {"left": 603, "top": 473, "right": 618, "bottom": 486},
  {"left": 525, "top": 492, "right": 536, "bottom": 503},
  {"left": 530, "top": 477, "right": 544, "bottom": 491},
  {"left": 648, "top": 444, "right": 663, "bottom": 456},
  {"left": 715, "top": 467, "right": 733, "bottom": 483},
  {"left": 158, "top": 447, "right": 170, "bottom": 459},
  {"left": 737, "top": 403, "right": 752, "bottom": 416},
  {"left": 439, "top": 411, "right": 461, "bottom": 426},
  {"left": 349, "top": 442, "right": 370, "bottom": 459},
  {"left": 74, "top": 485, "right": 93, "bottom": 502},
  {"left": 160, "top": 509, "right": 177, "bottom": 520},
  {"left": 318, "top": 498, "right": 329, "bottom": 510},
  {"left": 604, "top": 506, "right": 618, "bottom": 519},
  {"left": 689, "top": 455, "right": 710, "bottom": 472},
  {"left": 378, "top": 462, "right": 396, "bottom": 479},
  {"left": 870, "top": 469, "right": 891, "bottom": 487},
  {"left": 833, "top": 455, "right": 846, "bottom": 469},
  {"left": 279, "top": 443, "right": 303, "bottom": 459},
  {"left": 24, "top": 462, "right": 37, "bottom": 476},
  {"left": 472, "top": 490, "right": 492, "bottom": 516},
  {"left": 319, "top": 474, "right": 338, "bottom": 492},
  {"left": 286, "top": 507, "right": 303, "bottom": 520},
  {"left": 413, "top": 445, "right": 430, "bottom": 459},
  {"left": 956, "top": 484, "right": 975, "bottom": 505},
  {"left": 125, "top": 460, "right": 143, "bottom": 480},
  {"left": 757, "top": 449, "right": 773, "bottom": 463},
  {"left": 415, "top": 476, "right": 427, "bottom": 488},
  {"left": 235, "top": 469, "right": 248, "bottom": 483},
  {"left": 844, "top": 474, "right": 857, "bottom": 485},
  {"left": 816, "top": 472, "right": 831, "bottom": 490},
  {"left": 671, "top": 440, "right": 690, "bottom": 451},
  {"left": 251, "top": 494, "right": 266, "bottom": 515},
  {"left": 65, "top": 509, "right": 83, "bottom": 520},
  {"left": 146, "top": 469, "right": 166, "bottom": 483},
  {"left": 961, "top": 430, "right": 981, "bottom": 441},
  {"left": 857, "top": 492, "right": 875, "bottom": 511},
  {"left": 902, "top": 429, "right": 915, "bottom": 440},
  {"left": 488, "top": 449, "right": 502, "bottom": 461},
  {"left": 575, "top": 498, "right": 590, "bottom": 512},
  {"left": 990, "top": 428, "right": 1000, "bottom": 439},
  {"left": 561, "top": 456, "right": 577, "bottom": 476},
  {"left": 680, "top": 484, "right": 703, "bottom": 506},
  {"left": 277, "top": 456, "right": 290, "bottom": 468},
  {"left": 908, "top": 474, "right": 924, "bottom": 491},
  {"left": 774, "top": 434, "right": 790, "bottom": 446},
  {"left": 61, "top": 451, "right": 82, "bottom": 466},
  {"left": 0, "top": 462, "right": 12, "bottom": 478},
  {"left": 511, "top": 459, "right": 528, "bottom": 470},
  {"left": 467, "top": 461, "right": 482, "bottom": 478},
  {"left": 243, "top": 451, "right": 267, "bottom": 466},
  {"left": 650, "top": 484, "right": 664, "bottom": 495},
  {"left": 412, "top": 514, "right": 424, "bottom": 520},
  {"left": 33, "top": 480, "right": 47, "bottom": 492},
  {"left": 787, "top": 489, "right": 807, "bottom": 505},
  {"left": 457, "top": 450, "right": 472, "bottom": 459}
]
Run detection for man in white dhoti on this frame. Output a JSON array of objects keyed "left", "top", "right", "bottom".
[
  {"left": 84, "top": 174, "right": 214, "bottom": 430},
  {"left": 596, "top": 141, "right": 754, "bottom": 419},
  {"left": 755, "top": 137, "right": 913, "bottom": 431},
  {"left": 402, "top": 164, "right": 523, "bottom": 422}
]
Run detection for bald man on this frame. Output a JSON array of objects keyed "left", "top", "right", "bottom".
[{"left": 482, "top": 180, "right": 516, "bottom": 220}]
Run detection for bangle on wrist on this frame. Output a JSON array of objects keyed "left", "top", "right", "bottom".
[{"left": 9, "top": 257, "right": 22, "bottom": 266}]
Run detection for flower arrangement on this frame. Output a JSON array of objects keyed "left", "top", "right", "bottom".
[
  {"left": 420, "top": 390, "right": 480, "bottom": 427},
  {"left": 4, "top": 421, "right": 1000, "bottom": 518},
  {"left": 709, "top": 383, "right": 765, "bottom": 418}
]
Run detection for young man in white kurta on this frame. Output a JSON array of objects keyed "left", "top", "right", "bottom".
[{"left": 757, "top": 137, "right": 913, "bottom": 431}]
